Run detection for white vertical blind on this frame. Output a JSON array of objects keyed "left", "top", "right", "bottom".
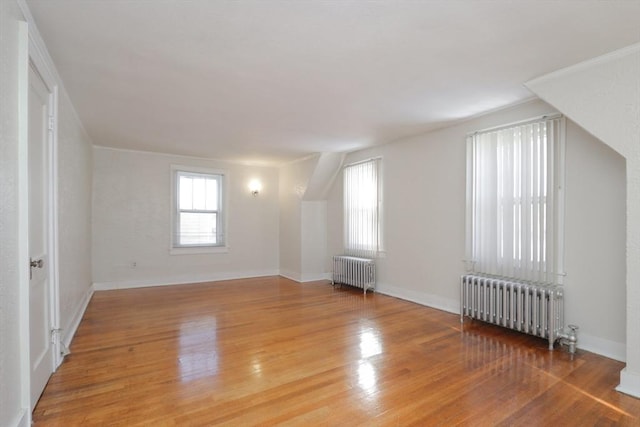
[
  {"left": 344, "top": 159, "right": 381, "bottom": 258},
  {"left": 466, "top": 116, "right": 565, "bottom": 284}
]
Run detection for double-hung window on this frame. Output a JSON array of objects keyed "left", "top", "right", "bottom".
[
  {"left": 172, "top": 166, "right": 225, "bottom": 250},
  {"left": 344, "top": 158, "right": 382, "bottom": 258},
  {"left": 466, "top": 115, "right": 565, "bottom": 284}
]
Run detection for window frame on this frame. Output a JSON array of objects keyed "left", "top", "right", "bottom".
[
  {"left": 170, "top": 165, "right": 229, "bottom": 255},
  {"left": 465, "top": 114, "right": 565, "bottom": 284},
  {"left": 343, "top": 157, "right": 383, "bottom": 259}
]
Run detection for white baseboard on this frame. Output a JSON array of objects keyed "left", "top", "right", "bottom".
[
  {"left": 279, "top": 271, "right": 331, "bottom": 283},
  {"left": 576, "top": 333, "right": 626, "bottom": 362},
  {"left": 300, "top": 272, "right": 331, "bottom": 283},
  {"left": 617, "top": 368, "right": 640, "bottom": 398},
  {"left": 375, "top": 282, "right": 459, "bottom": 315},
  {"left": 278, "top": 269, "right": 301, "bottom": 282},
  {"left": 61, "top": 285, "right": 94, "bottom": 351},
  {"left": 10, "top": 408, "right": 29, "bottom": 427},
  {"left": 93, "top": 270, "right": 280, "bottom": 291}
]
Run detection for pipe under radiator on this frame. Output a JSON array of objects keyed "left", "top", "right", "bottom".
[{"left": 460, "top": 274, "right": 578, "bottom": 354}]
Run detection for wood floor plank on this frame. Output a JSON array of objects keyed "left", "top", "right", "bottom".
[{"left": 33, "top": 276, "right": 640, "bottom": 426}]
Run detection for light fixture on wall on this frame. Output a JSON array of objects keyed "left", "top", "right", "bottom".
[{"left": 249, "top": 179, "right": 262, "bottom": 196}]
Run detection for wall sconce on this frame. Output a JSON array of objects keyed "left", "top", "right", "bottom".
[{"left": 249, "top": 180, "right": 262, "bottom": 196}]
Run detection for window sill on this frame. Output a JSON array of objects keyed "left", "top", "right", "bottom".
[{"left": 170, "top": 246, "right": 229, "bottom": 255}]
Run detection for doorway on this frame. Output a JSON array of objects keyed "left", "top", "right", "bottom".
[{"left": 26, "top": 57, "right": 60, "bottom": 411}]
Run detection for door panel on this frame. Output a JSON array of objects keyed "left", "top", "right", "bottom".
[{"left": 28, "top": 64, "right": 53, "bottom": 410}]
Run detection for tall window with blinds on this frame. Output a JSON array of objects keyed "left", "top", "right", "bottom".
[
  {"left": 344, "top": 158, "right": 382, "bottom": 258},
  {"left": 173, "top": 169, "right": 224, "bottom": 248},
  {"left": 466, "top": 115, "right": 565, "bottom": 284}
]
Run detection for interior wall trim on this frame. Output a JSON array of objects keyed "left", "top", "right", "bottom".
[
  {"left": 60, "top": 286, "right": 95, "bottom": 359},
  {"left": 93, "top": 270, "right": 281, "bottom": 291},
  {"left": 617, "top": 368, "right": 640, "bottom": 399},
  {"left": 10, "top": 408, "right": 29, "bottom": 427},
  {"left": 376, "top": 282, "right": 459, "bottom": 315}
]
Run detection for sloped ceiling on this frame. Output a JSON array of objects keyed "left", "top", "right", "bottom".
[{"left": 26, "top": 0, "right": 640, "bottom": 166}]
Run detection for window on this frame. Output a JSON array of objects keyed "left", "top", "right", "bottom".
[
  {"left": 172, "top": 166, "right": 225, "bottom": 251},
  {"left": 466, "top": 115, "right": 565, "bottom": 284},
  {"left": 344, "top": 158, "right": 382, "bottom": 258}
]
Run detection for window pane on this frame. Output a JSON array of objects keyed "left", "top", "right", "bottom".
[
  {"left": 192, "top": 177, "right": 207, "bottom": 210},
  {"left": 205, "top": 178, "right": 218, "bottom": 210},
  {"left": 179, "top": 176, "right": 193, "bottom": 210},
  {"left": 179, "top": 173, "right": 219, "bottom": 212},
  {"left": 179, "top": 212, "right": 217, "bottom": 245}
]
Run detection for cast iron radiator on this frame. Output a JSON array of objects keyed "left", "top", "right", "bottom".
[
  {"left": 460, "top": 274, "right": 565, "bottom": 350},
  {"left": 332, "top": 256, "right": 375, "bottom": 295}
]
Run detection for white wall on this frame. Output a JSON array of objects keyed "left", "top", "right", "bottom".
[
  {"left": 526, "top": 44, "right": 640, "bottom": 396},
  {"left": 278, "top": 155, "right": 317, "bottom": 281},
  {"left": 0, "top": 2, "right": 27, "bottom": 425},
  {"left": 56, "top": 92, "right": 94, "bottom": 346},
  {"left": 92, "top": 147, "right": 279, "bottom": 288},
  {"left": 301, "top": 201, "right": 328, "bottom": 281},
  {"left": 303, "top": 152, "right": 344, "bottom": 201},
  {"left": 327, "top": 99, "right": 627, "bottom": 359},
  {"left": 564, "top": 122, "right": 626, "bottom": 360}
]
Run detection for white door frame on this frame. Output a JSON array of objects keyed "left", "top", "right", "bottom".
[
  {"left": 17, "top": 19, "right": 61, "bottom": 421},
  {"left": 29, "top": 52, "right": 62, "bottom": 370}
]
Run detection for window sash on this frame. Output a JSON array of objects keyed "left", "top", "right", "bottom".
[
  {"left": 174, "top": 170, "right": 224, "bottom": 248},
  {"left": 466, "top": 116, "right": 564, "bottom": 284},
  {"left": 177, "top": 212, "right": 218, "bottom": 246}
]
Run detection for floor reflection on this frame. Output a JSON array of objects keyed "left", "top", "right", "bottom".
[
  {"left": 251, "top": 356, "right": 263, "bottom": 378},
  {"left": 354, "top": 325, "right": 383, "bottom": 404},
  {"left": 178, "top": 316, "right": 219, "bottom": 382},
  {"left": 359, "top": 329, "right": 383, "bottom": 358},
  {"left": 357, "top": 360, "right": 378, "bottom": 394}
]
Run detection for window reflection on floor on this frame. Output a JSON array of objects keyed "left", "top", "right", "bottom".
[
  {"left": 359, "top": 329, "right": 383, "bottom": 359},
  {"left": 356, "top": 326, "right": 382, "bottom": 403},
  {"left": 357, "top": 360, "right": 378, "bottom": 395},
  {"left": 178, "top": 317, "right": 219, "bottom": 382}
]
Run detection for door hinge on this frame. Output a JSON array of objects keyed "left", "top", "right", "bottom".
[
  {"left": 51, "top": 328, "right": 62, "bottom": 343},
  {"left": 48, "top": 116, "right": 55, "bottom": 131}
]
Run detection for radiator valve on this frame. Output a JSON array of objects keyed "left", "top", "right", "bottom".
[{"left": 559, "top": 324, "right": 579, "bottom": 355}]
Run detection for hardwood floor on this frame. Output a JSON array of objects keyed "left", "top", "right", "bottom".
[{"left": 33, "top": 276, "right": 640, "bottom": 426}]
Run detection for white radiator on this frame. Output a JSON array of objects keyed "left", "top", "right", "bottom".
[
  {"left": 460, "top": 274, "right": 564, "bottom": 350},
  {"left": 332, "top": 256, "right": 375, "bottom": 294}
]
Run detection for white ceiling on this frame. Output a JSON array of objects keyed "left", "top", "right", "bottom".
[{"left": 26, "top": 0, "right": 640, "bottom": 166}]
